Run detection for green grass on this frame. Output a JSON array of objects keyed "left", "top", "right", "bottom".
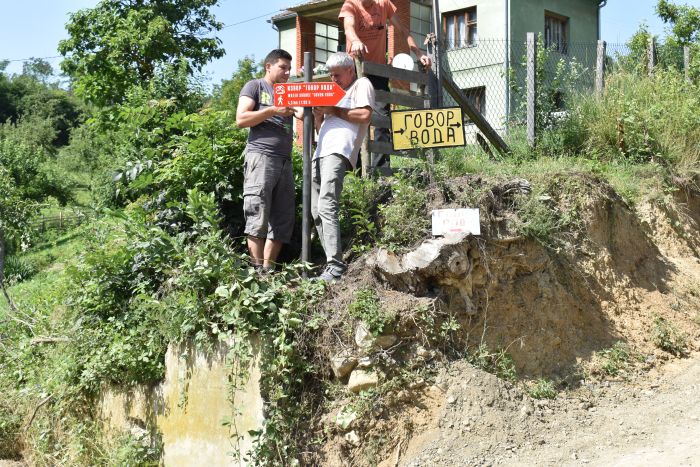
[{"left": 1, "top": 226, "right": 88, "bottom": 315}]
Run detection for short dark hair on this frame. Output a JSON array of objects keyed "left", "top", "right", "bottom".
[{"left": 264, "top": 49, "right": 292, "bottom": 66}]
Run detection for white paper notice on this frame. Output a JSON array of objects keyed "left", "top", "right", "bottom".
[{"left": 432, "top": 208, "right": 480, "bottom": 236}]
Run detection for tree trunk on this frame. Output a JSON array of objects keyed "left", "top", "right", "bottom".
[
  {"left": 0, "top": 227, "right": 18, "bottom": 312},
  {"left": 0, "top": 227, "right": 6, "bottom": 286}
]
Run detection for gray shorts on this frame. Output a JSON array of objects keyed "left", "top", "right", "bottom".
[{"left": 243, "top": 150, "right": 295, "bottom": 243}]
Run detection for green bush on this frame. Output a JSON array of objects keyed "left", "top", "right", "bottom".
[
  {"left": 468, "top": 343, "right": 517, "bottom": 382},
  {"left": 109, "top": 432, "right": 162, "bottom": 467},
  {"left": 0, "top": 401, "right": 22, "bottom": 459},
  {"left": 348, "top": 288, "right": 395, "bottom": 336},
  {"left": 652, "top": 316, "right": 688, "bottom": 356},
  {"left": 339, "top": 173, "right": 384, "bottom": 253},
  {"left": 0, "top": 116, "right": 73, "bottom": 205},
  {"left": 561, "top": 69, "right": 700, "bottom": 168},
  {"left": 529, "top": 378, "right": 557, "bottom": 399},
  {"left": 379, "top": 172, "right": 430, "bottom": 249},
  {"left": 599, "top": 341, "right": 631, "bottom": 376},
  {"left": 3, "top": 255, "right": 37, "bottom": 284}
]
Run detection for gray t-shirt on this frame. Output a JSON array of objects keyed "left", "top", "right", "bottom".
[{"left": 240, "top": 78, "right": 294, "bottom": 158}]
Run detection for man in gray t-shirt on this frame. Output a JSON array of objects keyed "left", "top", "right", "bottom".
[{"left": 236, "top": 49, "right": 301, "bottom": 272}]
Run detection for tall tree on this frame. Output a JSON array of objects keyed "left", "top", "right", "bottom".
[
  {"left": 211, "top": 56, "right": 262, "bottom": 110},
  {"left": 657, "top": 0, "right": 700, "bottom": 45},
  {"left": 59, "top": 0, "right": 225, "bottom": 107},
  {"left": 22, "top": 58, "right": 54, "bottom": 83},
  {"left": 0, "top": 168, "right": 36, "bottom": 311}
]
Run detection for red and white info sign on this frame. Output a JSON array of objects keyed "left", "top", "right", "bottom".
[
  {"left": 273, "top": 82, "right": 346, "bottom": 107},
  {"left": 432, "top": 208, "right": 481, "bottom": 236}
]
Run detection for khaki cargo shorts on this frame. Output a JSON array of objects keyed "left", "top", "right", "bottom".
[{"left": 242, "top": 150, "right": 295, "bottom": 243}]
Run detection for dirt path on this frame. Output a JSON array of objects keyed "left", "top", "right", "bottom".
[
  {"left": 398, "top": 351, "right": 700, "bottom": 467},
  {"left": 515, "top": 354, "right": 700, "bottom": 467}
]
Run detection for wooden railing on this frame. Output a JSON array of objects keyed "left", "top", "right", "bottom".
[
  {"left": 355, "top": 58, "right": 437, "bottom": 176},
  {"left": 31, "top": 210, "right": 91, "bottom": 233}
]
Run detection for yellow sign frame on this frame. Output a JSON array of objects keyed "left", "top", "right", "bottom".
[{"left": 390, "top": 107, "right": 466, "bottom": 151}]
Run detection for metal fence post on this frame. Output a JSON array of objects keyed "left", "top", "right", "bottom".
[
  {"left": 301, "top": 52, "right": 313, "bottom": 273},
  {"left": 526, "top": 32, "right": 537, "bottom": 148},
  {"left": 431, "top": 0, "right": 442, "bottom": 107},
  {"left": 684, "top": 46, "right": 691, "bottom": 82},
  {"left": 596, "top": 40, "right": 606, "bottom": 98},
  {"left": 647, "top": 37, "right": 656, "bottom": 78}
]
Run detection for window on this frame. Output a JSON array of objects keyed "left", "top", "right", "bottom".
[
  {"left": 315, "top": 22, "right": 341, "bottom": 66},
  {"left": 410, "top": 1, "right": 432, "bottom": 53},
  {"left": 544, "top": 11, "right": 568, "bottom": 54},
  {"left": 463, "top": 86, "right": 486, "bottom": 116},
  {"left": 443, "top": 7, "right": 477, "bottom": 49}
]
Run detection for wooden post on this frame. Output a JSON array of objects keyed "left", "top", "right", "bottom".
[
  {"left": 441, "top": 74, "right": 510, "bottom": 155},
  {"left": 426, "top": 34, "right": 440, "bottom": 109},
  {"left": 647, "top": 37, "right": 656, "bottom": 78},
  {"left": 355, "top": 57, "right": 371, "bottom": 178},
  {"left": 301, "top": 52, "right": 313, "bottom": 273},
  {"left": 684, "top": 46, "right": 691, "bottom": 82},
  {"left": 596, "top": 40, "right": 606, "bottom": 98},
  {"left": 526, "top": 32, "right": 537, "bottom": 148}
]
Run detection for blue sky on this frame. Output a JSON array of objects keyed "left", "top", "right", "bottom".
[{"left": 0, "top": 0, "right": 696, "bottom": 87}]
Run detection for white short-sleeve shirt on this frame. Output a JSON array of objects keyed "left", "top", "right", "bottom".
[{"left": 314, "top": 77, "right": 375, "bottom": 169}]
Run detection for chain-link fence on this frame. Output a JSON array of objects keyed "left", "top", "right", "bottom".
[{"left": 434, "top": 35, "right": 694, "bottom": 144}]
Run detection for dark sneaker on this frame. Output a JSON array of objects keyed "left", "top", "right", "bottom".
[{"left": 313, "top": 265, "right": 344, "bottom": 282}]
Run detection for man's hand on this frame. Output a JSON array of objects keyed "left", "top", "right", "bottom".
[
  {"left": 418, "top": 53, "right": 432, "bottom": 68},
  {"left": 312, "top": 106, "right": 325, "bottom": 132},
  {"left": 271, "top": 106, "right": 295, "bottom": 117},
  {"left": 349, "top": 39, "right": 368, "bottom": 57},
  {"left": 237, "top": 96, "right": 294, "bottom": 128}
]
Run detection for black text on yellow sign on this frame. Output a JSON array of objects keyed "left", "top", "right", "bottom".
[{"left": 390, "top": 107, "right": 466, "bottom": 151}]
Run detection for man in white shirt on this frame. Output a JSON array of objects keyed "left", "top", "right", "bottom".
[{"left": 312, "top": 52, "right": 375, "bottom": 281}]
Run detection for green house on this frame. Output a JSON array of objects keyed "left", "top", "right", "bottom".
[{"left": 272, "top": 0, "right": 608, "bottom": 135}]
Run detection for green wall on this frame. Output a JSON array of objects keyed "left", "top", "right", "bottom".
[{"left": 510, "top": 0, "right": 599, "bottom": 45}]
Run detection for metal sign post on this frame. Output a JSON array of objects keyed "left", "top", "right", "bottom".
[{"left": 301, "top": 52, "right": 313, "bottom": 274}]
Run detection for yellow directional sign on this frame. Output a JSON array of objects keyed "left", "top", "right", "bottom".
[{"left": 390, "top": 107, "right": 466, "bottom": 151}]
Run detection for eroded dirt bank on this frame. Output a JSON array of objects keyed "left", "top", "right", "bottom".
[{"left": 317, "top": 175, "right": 700, "bottom": 466}]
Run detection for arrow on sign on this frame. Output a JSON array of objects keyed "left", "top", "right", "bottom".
[
  {"left": 393, "top": 128, "right": 406, "bottom": 135},
  {"left": 273, "top": 82, "right": 346, "bottom": 107},
  {"left": 450, "top": 122, "right": 462, "bottom": 128}
]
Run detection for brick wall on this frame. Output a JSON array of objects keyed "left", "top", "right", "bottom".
[
  {"left": 389, "top": 0, "right": 411, "bottom": 61},
  {"left": 389, "top": 0, "right": 411, "bottom": 90},
  {"left": 295, "top": 15, "right": 315, "bottom": 145},
  {"left": 296, "top": 15, "right": 315, "bottom": 76}
]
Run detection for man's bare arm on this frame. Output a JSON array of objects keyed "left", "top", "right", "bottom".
[
  {"left": 390, "top": 15, "right": 432, "bottom": 67},
  {"left": 342, "top": 15, "right": 369, "bottom": 57},
  {"left": 236, "top": 96, "right": 295, "bottom": 128},
  {"left": 316, "top": 105, "right": 372, "bottom": 124}
]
